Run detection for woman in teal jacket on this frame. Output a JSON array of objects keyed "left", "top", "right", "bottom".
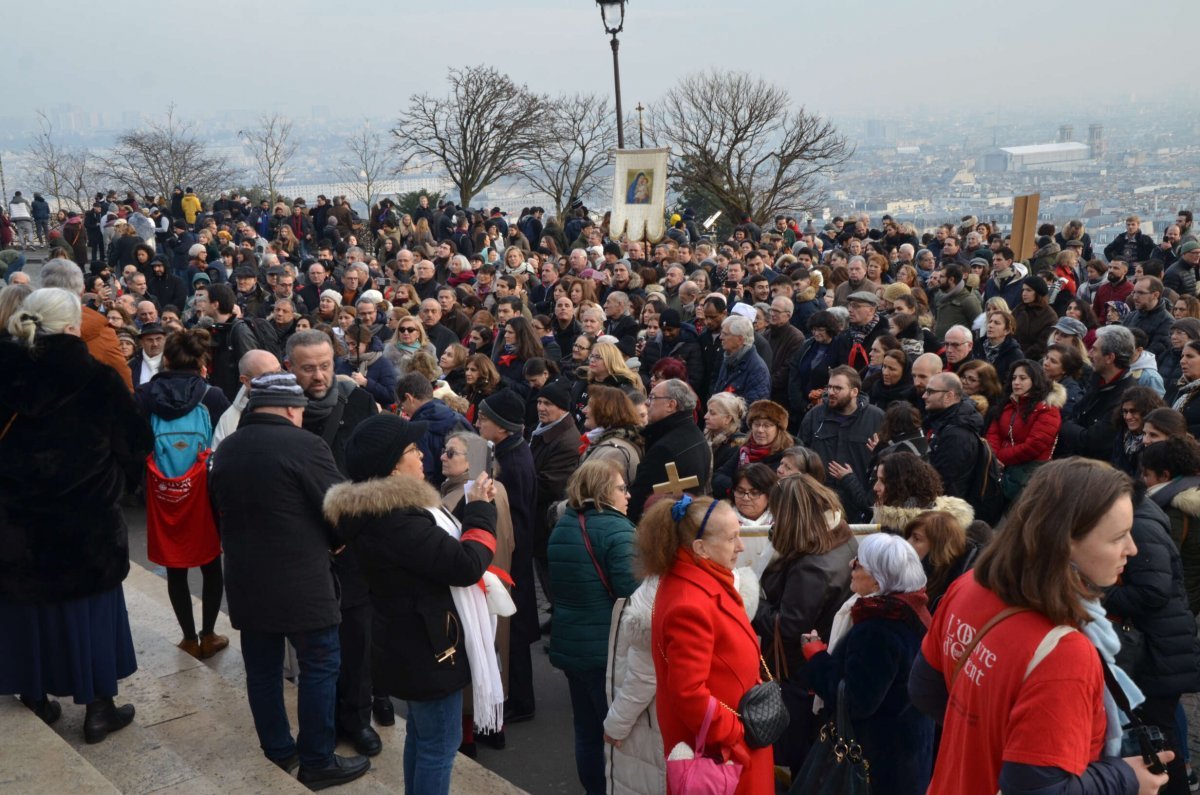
[{"left": 548, "top": 459, "right": 639, "bottom": 795}]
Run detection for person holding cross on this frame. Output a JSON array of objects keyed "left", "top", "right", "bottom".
[{"left": 627, "top": 378, "right": 712, "bottom": 522}]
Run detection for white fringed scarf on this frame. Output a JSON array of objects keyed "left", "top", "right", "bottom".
[{"left": 430, "top": 505, "right": 505, "bottom": 733}]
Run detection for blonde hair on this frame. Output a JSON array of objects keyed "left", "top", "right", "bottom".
[
  {"left": 566, "top": 459, "right": 624, "bottom": 511},
  {"left": 7, "top": 288, "right": 81, "bottom": 346},
  {"left": 589, "top": 341, "right": 644, "bottom": 393}
]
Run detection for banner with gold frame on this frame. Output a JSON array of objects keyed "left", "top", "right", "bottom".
[{"left": 609, "top": 148, "right": 670, "bottom": 243}]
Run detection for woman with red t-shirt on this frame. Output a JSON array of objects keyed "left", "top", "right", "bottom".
[{"left": 909, "top": 459, "right": 1172, "bottom": 795}]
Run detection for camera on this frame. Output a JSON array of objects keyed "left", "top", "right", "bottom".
[{"left": 1120, "top": 724, "right": 1168, "bottom": 774}]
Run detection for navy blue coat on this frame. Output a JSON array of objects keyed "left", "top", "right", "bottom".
[
  {"left": 409, "top": 398, "right": 472, "bottom": 485},
  {"left": 711, "top": 347, "right": 770, "bottom": 404},
  {"left": 806, "top": 609, "right": 934, "bottom": 795}
]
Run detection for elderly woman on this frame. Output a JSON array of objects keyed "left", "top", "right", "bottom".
[
  {"left": 640, "top": 494, "right": 773, "bottom": 794},
  {"left": 1, "top": 287, "right": 152, "bottom": 740},
  {"left": 712, "top": 399, "right": 793, "bottom": 499},
  {"left": 580, "top": 385, "right": 644, "bottom": 488},
  {"left": 704, "top": 391, "right": 748, "bottom": 482},
  {"left": 776, "top": 446, "right": 825, "bottom": 480},
  {"left": 712, "top": 314, "right": 770, "bottom": 404},
  {"left": 751, "top": 474, "right": 856, "bottom": 771},
  {"left": 438, "top": 431, "right": 515, "bottom": 756},
  {"left": 800, "top": 533, "right": 935, "bottom": 795},
  {"left": 1161, "top": 318, "right": 1200, "bottom": 404},
  {"left": 325, "top": 415, "right": 502, "bottom": 794},
  {"left": 548, "top": 460, "right": 639, "bottom": 795}
]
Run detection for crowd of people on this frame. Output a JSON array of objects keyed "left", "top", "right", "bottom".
[{"left": 3, "top": 188, "right": 1200, "bottom": 795}]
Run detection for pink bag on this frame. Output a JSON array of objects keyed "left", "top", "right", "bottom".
[{"left": 665, "top": 697, "right": 743, "bottom": 794}]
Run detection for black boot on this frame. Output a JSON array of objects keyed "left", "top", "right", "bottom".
[
  {"left": 297, "top": 755, "right": 370, "bottom": 790},
  {"left": 20, "top": 696, "right": 62, "bottom": 726},
  {"left": 83, "top": 698, "right": 135, "bottom": 744},
  {"left": 372, "top": 695, "right": 395, "bottom": 727}
]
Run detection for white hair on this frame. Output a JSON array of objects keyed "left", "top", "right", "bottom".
[
  {"left": 945, "top": 324, "right": 973, "bottom": 343},
  {"left": 706, "top": 391, "right": 747, "bottom": 422},
  {"left": 856, "top": 533, "right": 927, "bottom": 595},
  {"left": 36, "top": 258, "right": 85, "bottom": 295},
  {"left": 7, "top": 288, "right": 81, "bottom": 346},
  {"left": 721, "top": 314, "right": 755, "bottom": 346}
]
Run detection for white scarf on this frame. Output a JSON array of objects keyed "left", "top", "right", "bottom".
[
  {"left": 1081, "top": 596, "right": 1144, "bottom": 756},
  {"left": 430, "top": 505, "right": 505, "bottom": 733},
  {"left": 813, "top": 593, "right": 862, "bottom": 714}
]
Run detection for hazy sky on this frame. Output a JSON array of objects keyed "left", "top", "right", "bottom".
[{"left": 4, "top": 0, "right": 1197, "bottom": 128}]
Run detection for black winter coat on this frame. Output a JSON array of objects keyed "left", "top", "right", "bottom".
[
  {"left": 1060, "top": 372, "right": 1133, "bottom": 461},
  {"left": 0, "top": 336, "right": 152, "bottom": 603},
  {"left": 1105, "top": 496, "right": 1200, "bottom": 697},
  {"left": 496, "top": 433, "right": 540, "bottom": 647},
  {"left": 799, "top": 398, "right": 884, "bottom": 522},
  {"left": 628, "top": 410, "right": 712, "bottom": 523},
  {"left": 146, "top": 269, "right": 187, "bottom": 311},
  {"left": 972, "top": 335, "right": 1025, "bottom": 382},
  {"left": 1123, "top": 301, "right": 1174, "bottom": 360},
  {"left": 925, "top": 400, "right": 984, "bottom": 500},
  {"left": 209, "top": 412, "right": 345, "bottom": 633},
  {"left": 530, "top": 416, "right": 581, "bottom": 555},
  {"left": 324, "top": 476, "right": 496, "bottom": 702}
]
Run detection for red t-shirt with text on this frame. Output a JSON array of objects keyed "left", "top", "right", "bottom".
[{"left": 922, "top": 573, "right": 1106, "bottom": 794}]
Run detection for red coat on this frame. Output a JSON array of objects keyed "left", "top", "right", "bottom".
[
  {"left": 652, "top": 549, "right": 773, "bottom": 795},
  {"left": 985, "top": 391, "right": 1063, "bottom": 467}
]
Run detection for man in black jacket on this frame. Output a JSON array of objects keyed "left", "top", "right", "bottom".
[
  {"left": 285, "top": 330, "right": 384, "bottom": 755},
  {"left": 145, "top": 256, "right": 187, "bottom": 311},
  {"left": 1060, "top": 325, "right": 1135, "bottom": 461},
  {"left": 921, "top": 372, "right": 984, "bottom": 500},
  {"left": 209, "top": 373, "right": 370, "bottom": 788},
  {"left": 628, "top": 379, "right": 712, "bottom": 523},
  {"left": 528, "top": 381, "right": 581, "bottom": 610},
  {"left": 1104, "top": 216, "right": 1157, "bottom": 264}
]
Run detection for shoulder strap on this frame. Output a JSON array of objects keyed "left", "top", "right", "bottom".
[
  {"left": 950, "top": 606, "right": 1030, "bottom": 688},
  {"left": 1024, "top": 625, "right": 1076, "bottom": 681},
  {"left": 1097, "top": 647, "right": 1143, "bottom": 728},
  {"left": 577, "top": 512, "right": 615, "bottom": 601}
]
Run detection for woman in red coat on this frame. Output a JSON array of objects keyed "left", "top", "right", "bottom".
[
  {"left": 641, "top": 495, "right": 773, "bottom": 795},
  {"left": 985, "top": 360, "right": 1063, "bottom": 500}
]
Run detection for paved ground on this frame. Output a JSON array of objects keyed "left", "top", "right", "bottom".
[{"left": 124, "top": 505, "right": 580, "bottom": 794}]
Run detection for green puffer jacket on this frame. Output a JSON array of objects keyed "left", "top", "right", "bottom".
[{"left": 547, "top": 504, "right": 639, "bottom": 672}]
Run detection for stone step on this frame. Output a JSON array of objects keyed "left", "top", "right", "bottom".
[
  {"left": 0, "top": 697, "right": 120, "bottom": 795},
  {"left": 119, "top": 560, "right": 528, "bottom": 794}
]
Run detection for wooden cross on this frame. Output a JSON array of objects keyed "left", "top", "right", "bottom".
[{"left": 653, "top": 462, "right": 700, "bottom": 495}]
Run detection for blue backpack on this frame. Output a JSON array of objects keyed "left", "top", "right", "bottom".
[{"left": 151, "top": 398, "right": 213, "bottom": 479}]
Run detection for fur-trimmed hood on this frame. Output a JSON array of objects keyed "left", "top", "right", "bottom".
[
  {"left": 873, "top": 495, "right": 975, "bottom": 533},
  {"left": 1046, "top": 381, "right": 1067, "bottom": 409},
  {"left": 323, "top": 475, "right": 441, "bottom": 536}
]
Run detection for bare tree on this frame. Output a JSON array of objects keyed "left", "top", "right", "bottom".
[
  {"left": 523, "top": 93, "right": 616, "bottom": 218},
  {"left": 337, "top": 121, "right": 393, "bottom": 220},
  {"left": 25, "top": 111, "right": 93, "bottom": 211},
  {"left": 93, "top": 104, "right": 234, "bottom": 202},
  {"left": 393, "top": 65, "right": 551, "bottom": 208},
  {"left": 650, "top": 70, "right": 852, "bottom": 222},
  {"left": 242, "top": 113, "right": 298, "bottom": 204}
]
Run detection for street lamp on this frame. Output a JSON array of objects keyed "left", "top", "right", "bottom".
[{"left": 596, "top": 0, "right": 627, "bottom": 149}]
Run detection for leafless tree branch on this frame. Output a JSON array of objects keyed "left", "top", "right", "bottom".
[
  {"left": 522, "top": 93, "right": 616, "bottom": 218},
  {"left": 242, "top": 113, "right": 298, "bottom": 204},
  {"left": 337, "top": 121, "right": 394, "bottom": 217}
]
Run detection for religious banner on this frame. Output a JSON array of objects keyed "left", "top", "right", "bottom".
[{"left": 609, "top": 147, "right": 670, "bottom": 243}]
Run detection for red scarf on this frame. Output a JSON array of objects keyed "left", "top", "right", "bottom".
[
  {"left": 578, "top": 435, "right": 592, "bottom": 456},
  {"left": 738, "top": 441, "right": 774, "bottom": 467},
  {"left": 850, "top": 590, "right": 932, "bottom": 631}
]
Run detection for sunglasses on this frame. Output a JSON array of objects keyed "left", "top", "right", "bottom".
[{"left": 399, "top": 327, "right": 419, "bottom": 335}]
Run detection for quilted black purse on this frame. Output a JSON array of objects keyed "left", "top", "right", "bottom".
[{"left": 736, "top": 654, "right": 790, "bottom": 749}]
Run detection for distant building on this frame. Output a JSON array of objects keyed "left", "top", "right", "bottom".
[{"left": 982, "top": 141, "right": 1095, "bottom": 172}]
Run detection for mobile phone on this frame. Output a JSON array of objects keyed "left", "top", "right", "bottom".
[
  {"left": 725, "top": 280, "right": 737, "bottom": 289},
  {"left": 463, "top": 435, "right": 496, "bottom": 480}
]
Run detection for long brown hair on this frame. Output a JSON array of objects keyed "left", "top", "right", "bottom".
[
  {"left": 768, "top": 474, "right": 851, "bottom": 559},
  {"left": 973, "top": 458, "right": 1132, "bottom": 626},
  {"left": 903, "top": 510, "right": 967, "bottom": 601},
  {"left": 638, "top": 496, "right": 727, "bottom": 576}
]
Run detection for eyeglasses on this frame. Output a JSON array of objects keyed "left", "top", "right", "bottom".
[
  {"left": 945, "top": 340, "right": 970, "bottom": 348},
  {"left": 572, "top": 344, "right": 590, "bottom": 352},
  {"left": 441, "top": 449, "right": 462, "bottom": 458},
  {"left": 733, "top": 488, "right": 763, "bottom": 500},
  {"left": 398, "top": 327, "right": 419, "bottom": 335},
  {"left": 646, "top": 394, "right": 673, "bottom": 403},
  {"left": 924, "top": 388, "right": 950, "bottom": 396},
  {"left": 1130, "top": 290, "right": 1151, "bottom": 297},
  {"left": 588, "top": 354, "right": 603, "bottom": 362}
]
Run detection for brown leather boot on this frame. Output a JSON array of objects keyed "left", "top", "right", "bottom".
[
  {"left": 177, "top": 637, "right": 202, "bottom": 659},
  {"left": 199, "top": 632, "right": 229, "bottom": 659}
]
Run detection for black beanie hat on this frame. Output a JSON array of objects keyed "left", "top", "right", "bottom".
[
  {"left": 659, "top": 308, "right": 683, "bottom": 329},
  {"left": 479, "top": 389, "right": 526, "bottom": 435},
  {"left": 1022, "top": 275, "right": 1049, "bottom": 298},
  {"left": 343, "top": 414, "right": 429, "bottom": 483},
  {"left": 537, "top": 380, "right": 572, "bottom": 412}
]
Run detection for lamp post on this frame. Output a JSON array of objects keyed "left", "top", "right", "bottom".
[{"left": 596, "top": 0, "right": 627, "bottom": 149}]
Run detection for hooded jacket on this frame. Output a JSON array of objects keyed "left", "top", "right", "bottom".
[
  {"left": 134, "top": 369, "right": 230, "bottom": 431},
  {"left": 323, "top": 475, "right": 497, "bottom": 701},
  {"left": 925, "top": 399, "right": 985, "bottom": 500},
  {"left": 1148, "top": 477, "right": 1200, "bottom": 615},
  {"left": 146, "top": 261, "right": 187, "bottom": 310},
  {"left": 0, "top": 335, "right": 152, "bottom": 603},
  {"left": 984, "top": 383, "right": 1066, "bottom": 467}
]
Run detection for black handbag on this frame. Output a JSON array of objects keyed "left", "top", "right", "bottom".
[
  {"left": 1110, "top": 616, "right": 1147, "bottom": 677},
  {"left": 789, "top": 680, "right": 871, "bottom": 794},
  {"left": 736, "top": 654, "right": 790, "bottom": 749}
]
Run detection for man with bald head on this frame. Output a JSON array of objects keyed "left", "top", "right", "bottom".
[
  {"left": 921, "top": 372, "right": 984, "bottom": 500},
  {"left": 211, "top": 349, "right": 283, "bottom": 450},
  {"left": 911, "top": 353, "right": 943, "bottom": 399}
]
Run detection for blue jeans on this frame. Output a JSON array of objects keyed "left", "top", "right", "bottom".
[
  {"left": 565, "top": 669, "right": 608, "bottom": 795},
  {"left": 403, "top": 690, "right": 463, "bottom": 795},
  {"left": 241, "top": 624, "right": 340, "bottom": 769}
]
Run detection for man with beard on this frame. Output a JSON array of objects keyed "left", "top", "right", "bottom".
[
  {"left": 832, "top": 256, "right": 879, "bottom": 307},
  {"left": 146, "top": 256, "right": 187, "bottom": 311},
  {"left": 798, "top": 366, "right": 884, "bottom": 522},
  {"left": 982, "top": 247, "right": 1024, "bottom": 309},
  {"left": 284, "top": 330, "right": 384, "bottom": 757},
  {"left": 233, "top": 265, "right": 269, "bottom": 319},
  {"left": 1091, "top": 258, "right": 1135, "bottom": 319},
  {"left": 933, "top": 264, "right": 982, "bottom": 339}
]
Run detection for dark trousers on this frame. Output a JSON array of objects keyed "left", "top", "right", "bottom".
[
  {"left": 565, "top": 669, "right": 607, "bottom": 795},
  {"left": 241, "top": 624, "right": 340, "bottom": 768},
  {"left": 1140, "top": 693, "right": 1189, "bottom": 795},
  {"left": 337, "top": 602, "right": 372, "bottom": 733},
  {"left": 88, "top": 238, "right": 104, "bottom": 263}
]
